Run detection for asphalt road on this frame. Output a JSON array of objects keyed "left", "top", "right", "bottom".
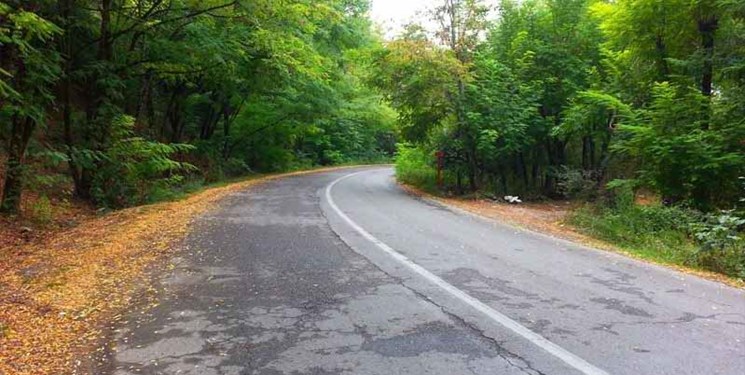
[{"left": 102, "top": 167, "right": 745, "bottom": 375}]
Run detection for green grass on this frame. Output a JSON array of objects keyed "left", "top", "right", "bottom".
[
  {"left": 569, "top": 203, "right": 744, "bottom": 280},
  {"left": 570, "top": 204, "right": 698, "bottom": 264}
]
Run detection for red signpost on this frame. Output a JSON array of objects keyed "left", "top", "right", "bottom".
[{"left": 435, "top": 150, "right": 445, "bottom": 188}]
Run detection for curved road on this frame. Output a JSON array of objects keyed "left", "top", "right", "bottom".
[{"left": 102, "top": 167, "right": 745, "bottom": 375}]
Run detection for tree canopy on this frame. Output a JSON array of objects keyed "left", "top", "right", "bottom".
[
  {"left": 377, "top": 0, "right": 744, "bottom": 210},
  {"left": 0, "top": 0, "right": 395, "bottom": 211},
  {"left": 1, "top": 0, "right": 743, "bottom": 213}
]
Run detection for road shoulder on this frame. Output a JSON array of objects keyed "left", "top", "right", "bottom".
[
  {"left": 397, "top": 183, "right": 744, "bottom": 289},
  {"left": 0, "top": 166, "right": 359, "bottom": 375}
]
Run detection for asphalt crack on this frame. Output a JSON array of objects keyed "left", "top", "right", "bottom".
[{"left": 405, "top": 284, "right": 548, "bottom": 375}]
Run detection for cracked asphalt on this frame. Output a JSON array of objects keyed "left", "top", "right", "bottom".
[{"left": 100, "top": 167, "right": 745, "bottom": 375}]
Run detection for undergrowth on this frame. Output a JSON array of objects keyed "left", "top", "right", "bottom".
[
  {"left": 570, "top": 183, "right": 744, "bottom": 279},
  {"left": 394, "top": 146, "right": 745, "bottom": 280},
  {"left": 394, "top": 144, "right": 437, "bottom": 192},
  {"left": 570, "top": 204, "right": 699, "bottom": 265}
]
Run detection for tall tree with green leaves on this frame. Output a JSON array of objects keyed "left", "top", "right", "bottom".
[
  {"left": 1, "top": 0, "right": 398, "bottom": 211},
  {"left": 0, "top": 2, "right": 61, "bottom": 213},
  {"left": 432, "top": 0, "right": 490, "bottom": 191}
]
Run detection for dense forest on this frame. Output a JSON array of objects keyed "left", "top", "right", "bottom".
[
  {"left": 1, "top": 0, "right": 744, "bottom": 277},
  {"left": 376, "top": 0, "right": 744, "bottom": 277},
  {"left": 381, "top": 0, "right": 743, "bottom": 205},
  {"left": 0, "top": 0, "right": 395, "bottom": 212}
]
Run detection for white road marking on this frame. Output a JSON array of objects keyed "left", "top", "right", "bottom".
[{"left": 325, "top": 170, "right": 611, "bottom": 375}]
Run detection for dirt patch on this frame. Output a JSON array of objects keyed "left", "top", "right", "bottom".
[
  {"left": 0, "top": 166, "right": 355, "bottom": 375},
  {"left": 400, "top": 183, "right": 743, "bottom": 289}
]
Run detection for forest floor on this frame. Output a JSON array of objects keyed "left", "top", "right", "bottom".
[
  {"left": 399, "top": 184, "right": 743, "bottom": 289},
  {"left": 0, "top": 166, "right": 355, "bottom": 375}
]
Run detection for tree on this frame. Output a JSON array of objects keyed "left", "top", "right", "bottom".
[
  {"left": 432, "top": 0, "right": 490, "bottom": 191},
  {"left": 1, "top": 0, "right": 397, "bottom": 212},
  {"left": 371, "top": 36, "right": 464, "bottom": 142},
  {"left": 477, "top": 0, "right": 603, "bottom": 195},
  {"left": 0, "top": 2, "right": 61, "bottom": 213},
  {"left": 587, "top": 0, "right": 745, "bottom": 207}
]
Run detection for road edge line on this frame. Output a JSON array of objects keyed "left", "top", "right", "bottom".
[{"left": 325, "top": 170, "right": 611, "bottom": 375}]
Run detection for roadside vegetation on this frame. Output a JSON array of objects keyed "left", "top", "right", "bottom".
[
  {"left": 0, "top": 167, "right": 352, "bottom": 375},
  {"left": 0, "top": 0, "right": 394, "bottom": 219},
  {"left": 1, "top": 0, "right": 743, "bottom": 372},
  {"left": 380, "top": 0, "right": 744, "bottom": 280},
  {"left": 1, "top": 1, "right": 388, "bottom": 373}
]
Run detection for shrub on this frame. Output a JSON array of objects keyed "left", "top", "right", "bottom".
[
  {"left": 221, "top": 158, "right": 252, "bottom": 178},
  {"left": 604, "top": 179, "right": 637, "bottom": 211},
  {"left": 612, "top": 83, "right": 745, "bottom": 209},
  {"left": 395, "top": 143, "right": 437, "bottom": 190},
  {"left": 322, "top": 150, "right": 345, "bottom": 165},
  {"left": 571, "top": 183, "right": 745, "bottom": 279},
  {"left": 556, "top": 166, "right": 599, "bottom": 199},
  {"left": 570, "top": 180, "right": 701, "bottom": 266},
  {"left": 690, "top": 211, "right": 745, "bottom": 278},
  {"left": 30, "top": 195, "right": 53, "bottom": 225},
  {"left": 571, "top": 204, "right": 697, "bottom": 261},
  {"left": 90, "top": 115, "right": 196, "bottom": 208}
]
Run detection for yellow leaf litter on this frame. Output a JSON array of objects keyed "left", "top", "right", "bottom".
[{"left": 0, "top": 167, "right": 352, "bottom": 375}]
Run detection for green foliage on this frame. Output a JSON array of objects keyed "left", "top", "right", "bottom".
[
  {"left": 382, "top": 0, "right": 744, "bottom": 209},
  {"left": 30, "top": 195, "right": 52, "bottom": 225},
  {"left": 381, "top": 0, "right": 606, "bottom": 195},
  {"left": 570, "top": 203, "right": 700, "bottom": 268},
  {"left": 371, "top": 38, "right": 463, "bottom": 142},
  {"left": 555, "top": 167, "right": 598, "bottom": 200},
  {"left": 573, "top": 189, "right": 745, "bottom": 278},
  {"left": 1, "top": 0, "right": 743, "bottom": 282},
  {"left": 465, "top": 54, "right": 538, "bottom": 193},
  {"left": 0, "top": 1, "right": 61, "bottom": 101},
  {"left": 0, "top": 1, "right": 61, "bottom": 213},
  {"left": 1, "top": 0, "right": 394, "bottom": 212},
  {"left": 690, "top": 211, "right": 745, "bottom": 278},
  {"left": 612, "top": 83, "right": 744, "bottom": 208},
  {"left": 394, "top": 144, "right": 437, "bottom": 191},
  {"left": 691, "top": 211, "right": 745, "bottom": 251},
  {"left": 604, "top": 179, "right": 638, "bottom": 210},
  {"left": 90, "top": 115, "right": 196, "bottom": 208}
]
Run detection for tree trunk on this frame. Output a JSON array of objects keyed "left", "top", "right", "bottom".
[
  {"left": 698, "top": 16, "right": 718, "bottom": 131},
  {"left": 655, "top": 34, "right": 670, "bottom": 80},
  {"left": 58, "top": 0, "right": 85, "bottom": 199},
  {"left": 500, "top": 170, "right": 508, "bottom": 195},
  {"left": 69, "top": 0, "right": 114, "bottom": 201},
  {"left": 518, "top": 152, "right": 529, "bottom": 189},
  {"left": 222, "top": 108, "right": 232, "bottom": 160},
  {"left": 164, "top": 86, "right": 185, "bottom": 142},
  {"left": 1, "top": 117, "right": 36, "bottom": 213},
  {"left": 543, "top": 138, "right": 565, "bottom": 196},
  {"left": 544, "top": 141, "right": 554, "bottom": 193},
  {"left": 99, "top": 0, "right": 113, "bottom": 61},
  {"left": 596, "top": 139, "right": 611, "bottom": 187},
  {"left": 698, "top": 17, "right": 718, "bottom": 98},
  {"left": 200, "top": 105, "right": 217, "bottom": 140},
  {"left": 133, "top": 72, "right": 152, "bottom": 127},
  {"left": 582, "top": 136, "right": 590, "bottom": 170},
  {"left": 200, "top": 94, "right": 222, "bottom": 140},
  {"left": 589, "top": 136, "right": 596, "bottom": 170}
]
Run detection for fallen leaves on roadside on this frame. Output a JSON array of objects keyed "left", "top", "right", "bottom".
[{"left": 0, "top": 167, "right": 351, "bottom": 375}]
